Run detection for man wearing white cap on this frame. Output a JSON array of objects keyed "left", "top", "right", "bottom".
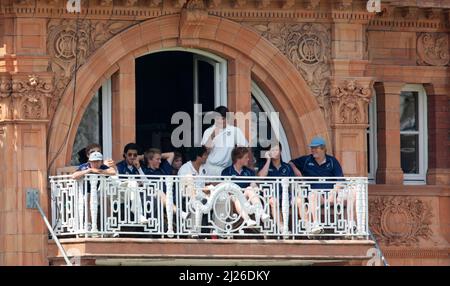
[
  {"left": 72, "top": 152, "right": 116, "bottom": 234},
  {"left": 72, "top": 151, "right": 116, "bottom": 179}
]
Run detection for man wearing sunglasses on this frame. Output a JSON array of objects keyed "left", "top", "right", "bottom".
[
  {"left": 115, "top": 143, "right": 149, "bottom": 225},
  {"left": 116, "top": 143, "right": 144, "bottom": 176}
]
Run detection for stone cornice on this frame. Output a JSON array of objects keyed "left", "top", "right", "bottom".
[{"left": 1, "top": 2, "right": 449, "bottom": 31}]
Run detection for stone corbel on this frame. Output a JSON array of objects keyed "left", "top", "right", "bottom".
[
  {"left": 207, "top": 0, "right": 221, "bottom": 9},
  {"left": 304, "top": 0, "right": 320, "bottom": 10},
  {"left": 424, "top": 8, "right": 442, "bottom": 20},
  {"left": 99, "top": 0, "right": 113, "bottom": 6},
  {"left": 256, "top": 0, "right": 270, "bottom": 9},
  {"left": 232, "top": 0, "right": 246, "bottom": 9},
  {"left": 11, "top": 74, "right": 54, "bottom": 121},
  {"left": 124, "top": 0, "right": 138, "bottom": 7},
  {"left": 0, "top": 73, "right": 12, "bottom": 121},
  {"left": 174, "top": 0, "right": 188, "bottom": 8},
  {"left": 179, "top": 0, "right": 209, "bottom": 44},
  {"left": 149, "top": 0, "right": 163, "bottom": 7},
  {"left": 400, "top": 6, "right": 419, "bottom": 20},
  {"left": 334, "top": 0, "right": 352, "bottom": 10},
  {"left": 330, "top": 78, "right": 374, "bottom": 125},
  {"left": 281, "top": 0, "right": 295, "bottom": 9}
]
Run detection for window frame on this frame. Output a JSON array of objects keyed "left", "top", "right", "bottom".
[
  {"left": 400, "top": 84, "right": 428, "bottom": 184},
  {"left": 367, "top": 90, "right": 377, "bottom": 183}
]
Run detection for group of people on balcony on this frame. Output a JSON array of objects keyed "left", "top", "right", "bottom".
[{"left": 72, "top": 106, "right": 349, "bottom": 236}]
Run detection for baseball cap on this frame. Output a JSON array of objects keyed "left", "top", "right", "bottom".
[
  {"left": 309, "top": 137, "right": 326, "bottom": 147},
  {"left": 88, "top": 151, "right": 103, "bottom": 161}
]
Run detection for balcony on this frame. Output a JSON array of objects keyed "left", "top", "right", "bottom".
[{"left": 47, "top": 174, "right": 375, "bottom": 266}]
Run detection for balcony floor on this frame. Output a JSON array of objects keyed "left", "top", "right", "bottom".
[{"left": 48, "top": 238, "right": 375, "bottom": 266}]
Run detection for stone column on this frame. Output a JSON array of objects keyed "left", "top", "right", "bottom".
[
  {"left": 112, "top": 55, "right": 136, "bottom": 160},
  {"left": 425, "top": 84, "right": 450, "bottom": 185},
  {"left": 227, "top": 57, "right": 253, "bottom": 142},
  {"left": 330, "top": 19, "right": 374, "bottom": 177},
  {"left": 375, "top": 82, "right": 404, "bottom": 184},
  {"left": 330, "top": 78, "right": 373, "bottom": 177},
  {"left": 0, "top": 73, "right": 54, "bottom": 266}
]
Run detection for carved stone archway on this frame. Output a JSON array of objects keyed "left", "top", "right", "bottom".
[{"left": 47, "top": 14, "right": 329, "bottom": 172}]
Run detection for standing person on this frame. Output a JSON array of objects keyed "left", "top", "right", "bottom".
[
  {"left": 201, "top": 106, "right": 249, "bottom": 176},
  {"left": 80, "top": 143, "right": 116, "bottom": 170},
  {"left": 72, "top": 151, "right": 117, "bottom": 234},
  {"left": 115, "top": 143, "right": 149, "bottom": 225},
  {"left": 257, "top": 143, "right": 294, "bottom": 232},
  {"left": 221, "top": 147, "right": 269, "bottom": 227},
  {"left": 72, "top": 151, "right": 117, "bottom": 179},
  {"left": 289, "top": 137, "right": 349, "bottom": 235}
]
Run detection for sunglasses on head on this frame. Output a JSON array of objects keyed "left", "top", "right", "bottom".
[{"left": 127, "top": 153, "right": 138, "bottom": 157}]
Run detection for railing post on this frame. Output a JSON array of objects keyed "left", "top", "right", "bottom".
[
  {"left": 355, "top": 179, "right": 365, "bottom": 235},
  {"left": 76, "top": 179, "right": 84, "bottom": 235},
  {"left": 165, "top": 176, "right": 174, "bottom": 237},
  {"left": 281, "top": 178, "right": 289, "bottom": 236},
  {"left": 90, "top": 175, "right": 99, "bottom": 233},
  {"left": 51, "top": 179, "right": 61, "bottom": 232}
]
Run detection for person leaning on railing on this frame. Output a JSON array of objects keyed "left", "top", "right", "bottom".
[
  {"left": 72, "top": 151, "right": 117, "bottom": 180},
  {"left": 288, "top": 137, "right": 349, "bottom": 235},
  {"left": 221, "top": 147, "right": 270, "bottom": 228},
  {"left": 257, "top": 142, "right": 294, "bottom": 233},
  {"left": 71, "top": 151, "right": 117, "bottom": 233}
]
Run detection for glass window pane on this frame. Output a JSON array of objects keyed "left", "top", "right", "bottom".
[
  {"left": 401, "top": 134, "right": 419, "bottom": 174},
  {"left": 367, "top": 132, "right": 371, "bottom": 174},
  {"left": 71, "top": 91, "right": 102, "bottom": 165},
  {"left": 400, "top": 91, "right": 418, "bottom": 131},
  {"left": 251, "top": 96, "right": 274, "bottom": 167}
]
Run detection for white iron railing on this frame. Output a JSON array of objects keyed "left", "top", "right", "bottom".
[{"left": 49, "top": 174, "right": 369, "bottom": 239}]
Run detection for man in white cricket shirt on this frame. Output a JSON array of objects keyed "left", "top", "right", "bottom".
[{"left": 201, "top": 106, "right": 249, "bottom": 176}]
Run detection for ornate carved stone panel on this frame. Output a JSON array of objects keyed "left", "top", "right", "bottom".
[
  {"left": 369, "top": 196, "right": 433, "bottom": 246},
  {"left": 417, "top": 32, "right": 449, "bottom": 66},
  {"left": 330, "top": 79, "right": 372, "bottom": 124},
  {"left": 11, "top": 74, "right": 54, "bottom": 120},
  {"left": 249, "top": 23, "right": 332, "bottom": 111},
  {"left": 46, "top": 19, "right": 138, "bottom": 119},
  {"left": 0, "top": 74, "right": 12, "bottom": 120}
]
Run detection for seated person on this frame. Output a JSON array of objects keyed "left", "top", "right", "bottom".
[
  {"left": 171, "top": 151, "right": 183, "bottom": 175},
  {"left": 221, "top": 147, "right": 269, "bottom": 227},
  {"left": 143, "top": 148, "right": 187, "bottom": 220},
  {"left": 289, "top": 137, "right": 351, "bottom": 235},
  {"left": 115, "top": 143, "right": 149, "bottom": 224},
  {"left": 116, "top": 143, "right": 145, "bottom": 176},
  {"left": 257, "top": 142, "right": 294, "bottom": 232},
  {"left": 143, "top": 148, "right": 174, "bottom": 176},
  {"left": 178, "top": 146, "right": 209, "bottom": 191},
  {"left": 178, "top": 146, "right": 211, "bottom": 234}
]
